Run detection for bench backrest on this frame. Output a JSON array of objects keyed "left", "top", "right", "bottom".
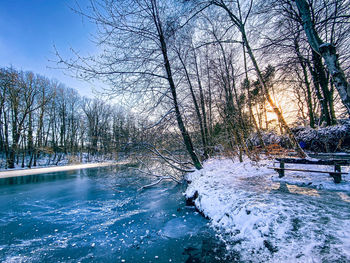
[{"left": 276, "top": 158, "right": 350, "bottom": 166}]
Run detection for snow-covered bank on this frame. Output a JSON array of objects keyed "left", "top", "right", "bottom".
[
  {"left": 0, "top": 162, "right": 123, "bottom": 179},
  {"left": 0, "top": 152, "right": 120, "bottom": 170},
  {"left": 185, "top": 158, "right": 350, "bottom": 262}
]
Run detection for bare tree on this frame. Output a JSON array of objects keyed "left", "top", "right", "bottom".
[
  {"left": 295, "top": 0, "right": 350, "bottom": 116},
  {"left": 57, "top": 0, "right": 202, "bottom": 169},
  {"left": 209, "top": 0, "right": 307, "bottom": 157},
  {"left": 0, "top": 67, "right": 141, "bottom": 168}
]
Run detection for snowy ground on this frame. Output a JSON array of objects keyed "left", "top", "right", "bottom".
[
  {"left": 0, "top": 162, "right": 122, "bottom": 179},
  {"left": 185, "top": 158, "right": 350, "bottom": 262},
  {"left": 0, "top": 152, "right": 120, "bottom": 171}
]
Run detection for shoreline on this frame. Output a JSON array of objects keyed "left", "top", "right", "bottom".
[
  {"left": 185, "top": 158, "right": 350, "bottom": 262},
  {"left": 0, "top": 162, "right": 121, "bottom": 179}
]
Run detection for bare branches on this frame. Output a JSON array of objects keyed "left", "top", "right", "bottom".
[
  {"left": 135, "top": 142, "right": 195, "bottom": 172},
  {"left": 142, "top": 109, "right": 175, "bottom": 130},
  {"left": 137, "top": 177, "right": 168, "bottom": 191}
]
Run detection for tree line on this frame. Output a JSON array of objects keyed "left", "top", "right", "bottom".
[
  {"left": 0, "top": 68, "right": 142, "bottom": 169},
  {"left": 56, "top": 0, "right": 349, "bottom": 168},
  {"left": 3, "top": 0, "right": 349, "bottom": 169}
]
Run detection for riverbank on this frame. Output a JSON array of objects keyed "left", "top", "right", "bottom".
[
  {"left": 185, "top": 158, "right": 350, "bottom": 262},
  {"left": 0, "top": 162, "right": 123, "bottom": 179}
]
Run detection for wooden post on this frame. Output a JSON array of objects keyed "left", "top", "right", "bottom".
[
  {"left": 333, "top": 163, "right": 342, "bottom": 183},
  {"left": 335, "top": 163, "right": 341, "bottom": 173},
  {"left": 330, "top": 173, "right": 341, "bottom": 183},
  {"left": 279, "top": 161, "right": 285, "bottom": 178}
]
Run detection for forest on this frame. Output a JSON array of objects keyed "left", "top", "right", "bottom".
[
  {"left": 1, "top": 0, "right": 350, "bottom": 261},
  {"left": 1, "top": 0, "right": 350, "bottom": 170},
  {"left": 0, "top": 68, "right": 144, "bottom": 168}
]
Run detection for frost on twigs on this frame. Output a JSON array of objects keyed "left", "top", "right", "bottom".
[{"left": 126, "top": 142, "right": 195, "bottom": 190}]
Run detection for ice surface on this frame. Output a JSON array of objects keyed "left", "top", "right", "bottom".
[
  {"left": 161, "top": 217, "right": 202, "bottom": 238},
  {"left": 0, "top": 166, "right": 221, "bottom": 262}
]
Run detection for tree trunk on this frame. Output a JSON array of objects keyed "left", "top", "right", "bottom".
[
  {"left": 294, "top": 38, "right": 315, "bottom": 128},
  {"left": 242, "top": 44, "right": 265, "bottom": 146},
  {"left": 177, "top": 51, "right": 208, "bottom": 160},
  {"left": 152, "top": 0, "right": 202, "bottom": 169},
  {"left": 205, "top": 50, "right": 213, "bottom": 139},
  {"left": 27, "top": 111, "right": 34, "bottom": 168},
  {"left": 312, "top": 51, "right": 333, "bottom": 125},
  {"left": 295, "top": 0, "right": 350, "bottom": 116},
  {"left": 193, "top": 48, "right": 210, "bottom": 158},
  {"left": 7, "top": 133, "right": 20, "bottom": 169}
]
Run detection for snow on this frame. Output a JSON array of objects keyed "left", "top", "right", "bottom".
[
  {"left": 294, "top": 122, "right": 350, "bottom": 152},
  {"left": 0, "top": 152, "right": 121, "bottom": 171},
  {"left": 185, "top": 158, "right": 350, "bottom": 262},
  {"left": 319, "top": 43, "right": 332, "bottom": 48},
  {"left": 0, "top": 162, "right": 122, "bottom": 179},
  {"left": 249, "top": 121, "right": 350, "bottom": 152}
]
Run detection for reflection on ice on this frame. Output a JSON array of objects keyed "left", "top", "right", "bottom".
[
  {"left": 162, "top": 218, "right": 191, "bottom": 238},
  {"left": 161, "top": 217, "right": 202, "bottom": 239},
  {"left": 338, "top": 192, "right": 350, "bottom": 202}
]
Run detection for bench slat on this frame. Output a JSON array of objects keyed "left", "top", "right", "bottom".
[
  {"left": 268, "top": 167, "right": 348, "bottom": 175},
  {"left": 276, "top": 158, "right": 350, "bottom": 166}
]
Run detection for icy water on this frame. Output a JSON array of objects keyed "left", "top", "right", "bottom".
[{"left": 0, "top": 165, "right": 224, "bottom": 263}]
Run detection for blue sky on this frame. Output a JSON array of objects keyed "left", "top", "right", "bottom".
[{"left": 0, "top": 0, "right": 98, "bottom": 97}]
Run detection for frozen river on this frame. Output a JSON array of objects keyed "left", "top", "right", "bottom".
[
  {"left": 0, "top": 165, "right": 223, "bottom": 263},
  {"left": 2, "top": 161, "right": 350, "bottom": 262}
]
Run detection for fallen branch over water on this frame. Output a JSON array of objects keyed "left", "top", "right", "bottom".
[{"left": 137, "top": 177, "right": 175, "bottom": 191}]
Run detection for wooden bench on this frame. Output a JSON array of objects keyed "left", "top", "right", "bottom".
[{"left": 268, "top": 157, "right": 350, "bottom": 183}]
